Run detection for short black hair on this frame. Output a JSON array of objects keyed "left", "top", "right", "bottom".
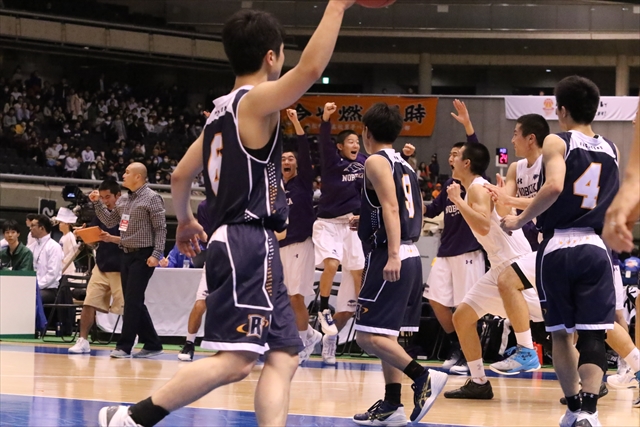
[
  {"left": 362, "top": 103, "right": 403, "bottom": 143},
  {"left": 452, "top": 142, "right": 466, "bottom": 149},
  {"left": 98, "top": 179, "right": 121, "bottom": 195},
  {"left": 222, "top": 10, "right": 285, "bottom": 77},
  {"left": 336, "top": 130, "right": 358, "bottom": 146},
  {"left": 26, "top": 213, "right": 38, "bottom": 221},
  {"left": 554, "top": 75, "right": 600, "bottom": 125},
  {"left": 516, "top": 114, "right": 550, "bottom": 148},
  {"left": 33, "top": 215, "right": 53, "bottom": 233},
  {"left": 2, "top": 219, "right": 20, "bottom": 234},
  {"left": 461, "top": 142, "right": 490, "bottom": 176}
]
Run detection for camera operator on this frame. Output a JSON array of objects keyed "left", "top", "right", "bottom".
[
  {"left": 89, "top": 163, "right": 167, "bottom": 359},
  {"left": 68, "top": 179, "right": 123, "bottom": 354}
]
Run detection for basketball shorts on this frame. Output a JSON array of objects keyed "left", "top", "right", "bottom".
[
  {"left": 195, "top": 265, "right": 208, "bottom": 302},
  {"left": 84, "top": 265, "right": 124, "bottom": 315},
  {"left": 424, "top": 250, "right": 485, "bottom": 307},
  {"left": 537, "top": 229, "right": 616, "bottom": 333},
  {"left": 313, "top": 216, "right": 365, "bottom": 270},
  {"left": 336, "top": 269, "right": 358, "bottom": 313},
  {"left": 201, "top": 224, "right": 303, "bottom": 354},
  {"left": 280, "top": 238, "right": 315, "bottom": 297},
  {"left": 462, "top": 252, "right": 543, "bottom": 322},
  {"left": 355, "top": 244, "right": 423, "bottom": 337},
  {"left": 613, "top": 264, "right": 624, "bottom": 311}
]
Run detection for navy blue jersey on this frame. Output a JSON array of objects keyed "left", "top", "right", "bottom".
[
  {"left": 538, "top": 131, "right": 619, "bottom": 236},
  {"left": 202, "top": 86, "right": 288, "bottom": 234},
  {"left": 358, "top": 149, "right": 422, "bottom": 251}
]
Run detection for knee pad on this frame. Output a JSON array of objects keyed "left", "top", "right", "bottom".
[{"left": 576, "top": 330, "right": 607, "bottom": 372}]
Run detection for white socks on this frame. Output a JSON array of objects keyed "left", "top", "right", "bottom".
[
  {"left": 186, "top": 333, "right": 197, "bottom": 343},
  {"left": 515, "top": 330, "right": 534, "bottom": 350},
  {"left": 299, "top": 325, "right": 313, "bottom": 342},
  {"left": 623, "top": 347, "right": 640, "bottom": 373},
  {"left": 468, "top": 358, "right": 487, "bottom": 384}
]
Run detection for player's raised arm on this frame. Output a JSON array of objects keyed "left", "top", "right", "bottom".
[{"left": 243, "top": 0, "right": 355, "bottom": 117}]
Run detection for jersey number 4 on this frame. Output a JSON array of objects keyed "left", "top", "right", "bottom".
[
  {"left": 573, "top": 162, "right": 601, "bottom": 210},
  {"left": 402, "top": 174, "right": 415, "bottom": 218}
]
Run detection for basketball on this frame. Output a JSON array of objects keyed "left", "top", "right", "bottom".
[{"left": 356, "top": 0, "right": 396, "bottom": 8}]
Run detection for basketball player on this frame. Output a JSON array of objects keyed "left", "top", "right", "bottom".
[
  {"left": 422, "top": 99, "right": 486, "bottom": 375},
  {"left": 441, "top": 142, "right": 543, "bottom": 400},
  {"left": 501, "top": 75, "right": 639, "bottom": 425},
  {"left": 314, "top": 101, "right": 366, "bottom": 364},
  {"left": 351, "top": 103, "right": 448, "bottom": 426},
  {"left": 98, "top": 2, "right": 358, "bottom": 426},
  {"left": 481, "top": 113, "right": 550, "bottom": 375},
  {"left": 282, "top": 109, "right": 323, "bottom": 363}
]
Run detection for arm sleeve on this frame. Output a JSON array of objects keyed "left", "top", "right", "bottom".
[
  {"left": 149, "top": 194, "right": 168, "bottom": 260},
  {"left": 425, "top": 183, "right": 447, "bottom": 218},
  {"left": 92, "top": 201, "right": 120, "bottom": 228},
  {"left": 467, "top": 132, "right": 480, "bottom": 144},
  {"left": 319, "top": 121, "right": 340, "bottom": 171},
  {"left": 296, "top": 133, "right": 314, "bottom": 190}
]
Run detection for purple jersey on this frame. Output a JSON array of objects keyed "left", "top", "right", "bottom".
[
  {"left": 281, "top": 134, "right": 315, "bottom": 247},
  {"left": 317, "top": 120, "right": 366, "bottom": 219},
  {"left": 424, "top": 132, "right": 482, "bottom": 258}
]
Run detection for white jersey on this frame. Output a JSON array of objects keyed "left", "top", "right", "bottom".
[
  {"left": 516, "top": 155, "right": 542, "bottom": 199},
  {"left": 466, "top": 177, "right": 531, "bottom": 268}
]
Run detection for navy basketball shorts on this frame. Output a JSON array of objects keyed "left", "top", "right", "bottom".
[
  {"left": 536, "top": 229, "right": 616, "bottom": 333},
  {"left": 201, "top": 223, "right": 302, "bottom": 354},
  {"left": 355, "top": 244, "right": 423, "bottom": 337}
]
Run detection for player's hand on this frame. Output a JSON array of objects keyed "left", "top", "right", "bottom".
[
  {"left": 450, "top": 99, "right": 471, "bottom": 127},
  {"left": 349, "top": 215, "right": 360, "bottom": 231},
  {"left": 98, "top": 230, "right": 112, "bottom": 242},
  {"left": 73, "top": 223, "right": 86, "bottom": 236},
  {"left": 383, "top": 254, "right": 401, "bottom": 282},
  {"left": 286, "top": 109, "right": 300, "bottom": 124},
  {"left": 89, "top": 190, "right": 100, "bottom": 202},
  {"left": 402, "top": 143, "right": 416, "bottom": 158},
  {"left": 159, "top": 257, "right": 169, "bottom": 268},
  {"left": 146, "top": 256, "right": 159, "bottom": 267},
  {"left": 202, "top": 111, "right": 211, "bottom": 119},
  {"left": 322, "top": 102, "right": 337, "bottom": 122},
  {"left": 602, "top": 201, "right": 638, "bottom": 253},
  {"left": 484, "top": 182, "right": 510, "bottom": 208},
  {"left": 176, "top": 218, "right": 208, "bottom": 258},
  {"left": 446, "top": 181, "right": 462, "bottom": 203},
  {"left": 500, "top": 214, "right": 521, "bottom": 233}
]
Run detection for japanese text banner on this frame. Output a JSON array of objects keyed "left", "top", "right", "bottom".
[
  {"left": 505, "top": 96, "right": 639, "bottom": 121},
  {"left": 282, "top": 95, "right": 438, "bottom": 137}
]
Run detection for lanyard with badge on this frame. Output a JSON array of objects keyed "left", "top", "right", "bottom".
[{"left": 119, "top": 197, "right": 132, "bottom": 232}]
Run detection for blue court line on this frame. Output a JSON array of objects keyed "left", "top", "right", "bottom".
[
  {"left": 0, "top": 343, "right": 562, "bottom": 380},
  {"left": 0, "top": 394, "right": 472, "bottom": 427}
]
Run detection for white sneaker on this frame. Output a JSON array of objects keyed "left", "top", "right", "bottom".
[
  {"left": 98, "top": 406, "right": 140, "bottom": 426},
  {"left": 299, "top": 329, "right": 322, "bottom": 364},
  {"left": 318, "top": 309, "right": 338, "bottom": 336},
  {"left": 559, "top": 409, "right": 579, "bottom": 427},
  {"left": 322, "top": 334, "right": 337, "bottom": 365},
  {"left": 68, "top": 337, "right": 91, "bottom": 354},
  {"left": 575, "top": 411, "right": 601, "bottom": 427},
  {"left": 607, "top": 366, "right": 639, "bottom": 390},
  {"left": 442, "top": 348, "right": 463, "bottom": 371},
  {"left": 448, "top": 356, "right": 469, "bottom": 375}
]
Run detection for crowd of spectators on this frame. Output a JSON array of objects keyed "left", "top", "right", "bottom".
[{"left": 0, "top": 66, "right": 211, "bottom": 187}]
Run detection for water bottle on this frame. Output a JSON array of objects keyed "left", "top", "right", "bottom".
[{"left": 183, "top": 257, "right": 190, "bottom": 269}]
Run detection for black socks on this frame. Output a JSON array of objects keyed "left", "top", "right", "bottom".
[
  {"left": 403, "top": 360, "right": 426, "bottom": 382},
  {"left": 384, "top": 383, "right": 402, "bottom": 406},
  {"left": 320, "top": 296, "right": 330, "bottom": 312},
  {"left": 565, "top": 394, "right": 581, "bottom": 412},
  {"left": 129, "top": 397, "right": 170, "bottom": 427}
]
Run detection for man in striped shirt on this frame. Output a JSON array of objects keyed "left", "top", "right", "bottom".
[{"left": 90, "top": 163, "right": 167, "bottom": 359}]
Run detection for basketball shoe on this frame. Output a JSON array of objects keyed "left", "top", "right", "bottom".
[
  {"left": 98, "top": 406, "right": 140, "bottom": 426},
  {"left": 299, "top": 329, "right": 322, "bottom": 364},
  {"left": 575, "top": 411, "right": 601, "bottom": 427},
  {"left": 322, "top": 333, "right": 337, "bottom": 365},
  {"left": 489, "top": 345, "right": 540, "bottom": 375},
  {"left": 559, "top": 409, "right": 579, "bottom": 427},
  {"left": 448, "top": 355, "right": 469, "bottom": 375},
  {"left": 178, "top": 341, "right": 195, "bottom": 362},
  {"left": 606, "top": 366, "right": 639, "bottom": 389},
  {"left": 318, "top": 309, "right": 338, "bottom": 336},
  {"left": 442, "top": 348, "right": 463, "bottom": 371},
  {"left": 353, "top": 399, "right": 407, "bottom": 426},
  {"left": 444, "top": 378, "right": 494, "bottom": 399},
  {"left": 410, "top": 369, "right": 448, "bottom": 422},
  {"left": 68, "top": 337, "right": 91, "bottom": 354}
]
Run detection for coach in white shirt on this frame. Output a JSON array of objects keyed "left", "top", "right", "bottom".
[{"left": 28, "top": 215, "right": 63, "bottom": 304}]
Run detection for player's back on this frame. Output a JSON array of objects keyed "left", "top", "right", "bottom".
[
  {"left": 202, "top": 86, "right": 288, "bottom": 234},
  {"left": 538, "top": 131, "right": 619, "bottom": 236},
  {"left": 358, "top": 149, "right": 422, "bottom": 251}
]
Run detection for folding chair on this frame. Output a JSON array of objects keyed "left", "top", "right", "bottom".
[{"left": 42, "top": 274, "right": 90, "bottom": 343}]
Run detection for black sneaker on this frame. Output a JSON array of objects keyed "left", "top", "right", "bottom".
[
  {"left": 178, "top": 341, "right": 195, "bottom": 361},
  {"left": 353, "top": 399, "right": 407, "bottom": 426},
  {"left": 444, "top": 378, "right": 494, "bottom": 399},
  {"left": 559, "top": 382, "right": 608, "bottom": 405}
]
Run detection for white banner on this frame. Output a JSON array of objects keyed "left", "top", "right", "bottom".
[{"left": 505, "top": 96, "right": 638, "bottom": 121}]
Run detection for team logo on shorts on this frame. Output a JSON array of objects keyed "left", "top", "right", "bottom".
[
  {"left": 355, "top": 303, "right": 369, "bottom": 320},
  {"left": 236, "top": 315, "right": 270, "bottom": 338}
]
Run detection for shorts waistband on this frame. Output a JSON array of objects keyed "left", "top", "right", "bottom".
[
  {"left": 316, "top": 214, "right": 353, "bottom": 224},
  {"left": 543, "top": 227, "right": 596, "bottom": 240}
]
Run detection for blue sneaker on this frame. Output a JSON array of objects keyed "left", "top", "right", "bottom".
[
  {"left": 409, "top": 369, "right": 448, "bottom": 422},
  {"left": 489, "top": 345, "right": 541, "bottom": 375},
  {"left": 318, "top": 309, "right": 338, "bottom": 336}
]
